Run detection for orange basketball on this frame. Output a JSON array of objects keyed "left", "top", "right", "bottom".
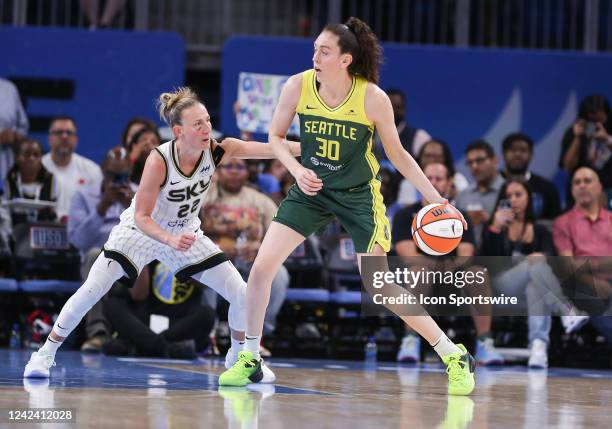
[{"left": 411, "top": 203, "right": 463, "bottom": 256}]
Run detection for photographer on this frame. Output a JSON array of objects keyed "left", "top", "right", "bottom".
[{"left": 559, "top": 94, "right": 612, "bottom": 200}]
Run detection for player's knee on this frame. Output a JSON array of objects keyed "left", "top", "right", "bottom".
[{"left": 248, "top": 260, "right": 275, "bottom": 288}]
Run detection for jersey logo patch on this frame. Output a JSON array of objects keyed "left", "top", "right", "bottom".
[
  {"left": 306, "top": 105, "right": 317, "bottom": 110},
  {"left": 170, "top": 180, "right": 180, "bottom": 185}
]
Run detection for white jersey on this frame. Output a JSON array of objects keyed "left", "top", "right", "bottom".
[{"left": 119, "top": 139, "right": 217, "bottom": 235}]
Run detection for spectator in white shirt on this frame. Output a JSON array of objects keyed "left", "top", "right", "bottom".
[{"left": 42, "top": 116, "right": 102, "bottom": 221}]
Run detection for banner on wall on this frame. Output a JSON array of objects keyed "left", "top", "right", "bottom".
[{"left": 237, "top": 72, "right": 300, "bottom": 136}]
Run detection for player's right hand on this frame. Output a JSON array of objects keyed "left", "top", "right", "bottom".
[
  {"left": 166, "top": 233, "right": 196, "bottom": 251},
  {"left": 295, "top": 167, "right": 322, "bottom": 196}
]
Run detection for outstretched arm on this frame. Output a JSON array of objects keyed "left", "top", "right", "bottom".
[
  {"left": 366, "top": 85, "right": 443, "bottom": 205},
  {"left": 217, "top": 137, "right": 301, "bottom": 160},
  {"left": 366, "top": 84, "right": 467, "bottom": 228}
]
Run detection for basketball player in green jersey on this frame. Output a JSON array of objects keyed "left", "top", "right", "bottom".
[{"left": 221, "top": 17, "right": 475, "bottom": 395}]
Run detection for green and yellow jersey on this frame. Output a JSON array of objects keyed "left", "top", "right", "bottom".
[{"left": 296, "top": 69, "right": 379, "bottom": 190}]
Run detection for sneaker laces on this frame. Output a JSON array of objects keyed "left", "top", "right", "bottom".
[
  {"left": 445, "top": 355, "right": 466, "bottom": 384},
  {"left": 229, "top": 352, "right": 257, "bottom": 372}
]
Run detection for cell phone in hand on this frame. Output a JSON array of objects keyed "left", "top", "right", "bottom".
[
  {"left": 585, "top": 122, "right": 597, "bottom": 139},
  {"left": 499, "top": 199, "right": 512, "bottom": 211}
]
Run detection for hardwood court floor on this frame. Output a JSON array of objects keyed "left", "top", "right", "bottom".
[{"left": 0, "top": 349, "right": 610, "bottom": 428}]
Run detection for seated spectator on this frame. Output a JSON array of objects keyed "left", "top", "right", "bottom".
[
  {"left": 102, "top": 260, "right": 215, "bottom": 358},
  {"left": 559, "top": 94, "right": 612, "bottom": 204},
  {"left": 42, "top": 116, "right": 103, "bottom": 221},
  {"left": 455, "top": 140, "right": 504, "bottom": 247},
  {"left": 119, "top": 117, "right": 157, "bottom": 150},
  {"left": 379, "top": 167, "right": 401, "bottom": 226},
  {"left": 397, "top": 139, "right": 469, "bottom": 206},
  {"left": 4, "top": 139, "right": 58, "bottom": 226},
  {"left": 124, "top": 126, "right": 161, "bottom": 185},
  {"left": 553, "top": 167, "right": 612, "bottom": 339},
  {"left": 374, "top": 89, "right": 431, "bottom": 167},
  {"left": 68, "top": 147, "right": 136, "bottom": 352},
  {"left": 392, "top": 162, "right": 503, "bottom": 365},
  {"left": 68, "top": 147, "right": 135, "bottom": 264},
  {"left": 203, "top": 157, "right": 289, "bottom": 356},
  {"left": 501, "top": 132, "right": 561, "bottom": 219},
  {"left": 481, "top": 177, "right": 587, "bottom": 368},
  {"left": 0, "top": 77, "right": 29, "bottom": 179}
]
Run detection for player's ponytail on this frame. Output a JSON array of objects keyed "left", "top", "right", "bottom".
[
  {"left": 323, "top": 17, "right": 382, "bottom": 84},
  {"left": 156, "top": 87, "right": 200, "bottom": 127}
]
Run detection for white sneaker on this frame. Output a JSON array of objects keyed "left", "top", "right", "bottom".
[
  {"left": 225, "top": 348, "right": 276, "bottom": 383},
  {"left": 396, "top": 335, "right": 420, "bottom": 363},
  {"left": 225, "top": 347, "right": 239, "bottom": 369},
  {"left": 528, "top": 339, "right": 548, "bottom": 369},
  {"left": 561, "top": 314, "right": 589, "bottom": 334},
  {"left": 24, "top": 352, "right": 56, "bottom": 378}
]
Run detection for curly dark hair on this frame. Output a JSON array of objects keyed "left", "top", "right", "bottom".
[{"left": 323, "top": 17, "right": 383, "bottom": 84}]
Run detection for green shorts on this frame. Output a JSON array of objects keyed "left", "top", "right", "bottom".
[{"left": 273, "top": 178, "right": 391, "bottom": 253}]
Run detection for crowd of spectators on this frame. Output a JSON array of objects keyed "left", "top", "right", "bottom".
[{"left": 0, "top": 80, "right": 610, "bottom": 368}]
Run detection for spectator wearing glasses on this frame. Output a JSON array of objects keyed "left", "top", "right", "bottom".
[
  {"left": 455, "top": 140, "right": 504, "bottom": 247},
  {"left": 42, "top": 116, "right": 102, "bottom": 221},
  {"left": 202, "top": 157, "right": 289, "bottom": 356}
]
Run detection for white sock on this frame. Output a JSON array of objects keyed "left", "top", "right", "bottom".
[
  {"left": 245, "top": 335, "right": 261, "bottom": 359},
  {"left": 431, "top": 333, "right": 461, "bottom": 358},
  {"left": 230, "top": 337, "right": 245, "bottom": 352},
  {"left": 39, "top": 336, "right": 62, "bottom": 358}
]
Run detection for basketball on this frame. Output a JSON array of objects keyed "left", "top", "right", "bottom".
[{"left": 411, "top": 203, "right": 463, "bottom": 256}]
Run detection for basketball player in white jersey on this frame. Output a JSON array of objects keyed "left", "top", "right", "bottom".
[{"left": 24, "top": 87, "right": 299, "bottom": 382}]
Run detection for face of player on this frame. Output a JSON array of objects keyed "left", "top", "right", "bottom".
[
  {"left": 571, "top": 167, "right": 602, "bottom": 208},
  {"left": 48, "top": 119, "right": 78, "bottom": 159},
  {"left": 217, "top": 159, "right": 248, "bottom": 193},
  {"left": 424, "top": 163, "right": 451, "bottom": 197},
  {"left": 503, "top": 140, "right": 532, "bottom": 174},
  {"left": 176, "top": 103, "right": 212, "bottom": 151},
  {"left": 312, "top": 31, "right": 352, "bottom": 82},
  {"left": 17, "top": 141, "right": 43, "bottom": 179},
  {"left": 505, "top": 182, "right": 529, "bottom": 216}
]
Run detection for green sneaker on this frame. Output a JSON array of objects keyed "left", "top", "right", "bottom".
[
  {"left": 442, "top": 344, "right": 475, "bottom": 396},
  {"left": 218, "top": 387, "right": 256, "bottom": 424},
  {"left": 219, "top": 351, "right": 264, "bottom": 386},
  {"left": 437, "top": 396, "right": 475, "bottom": 429}
]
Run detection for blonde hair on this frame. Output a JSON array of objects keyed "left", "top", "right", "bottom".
[{"left": 156, "top": 87, "right": 200, "bottom": 127}]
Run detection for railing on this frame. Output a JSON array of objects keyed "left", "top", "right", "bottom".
[{"left": 2, "top": 0, "right": 611, "bottom": 69}]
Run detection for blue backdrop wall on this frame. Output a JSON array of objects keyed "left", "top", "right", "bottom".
[
  {"left": 0, "top": 27, "right": 184, "bottom": 164},
  {"left": 221, "top": 36, "right": 612, "bottom": 180}
]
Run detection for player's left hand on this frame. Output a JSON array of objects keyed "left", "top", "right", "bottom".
[{"left": 442, "top": 200, "right": 468, "bottom": 231}]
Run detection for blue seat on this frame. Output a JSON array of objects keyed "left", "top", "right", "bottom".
[
  {"left": 0, "top": 278, "right": 18, "bottom": 292},
  {"left": 286, "top": 288, "right": 330, "bottom": 303},
  {"left": 19, "top": 280, "right": 81, "bottom": 293},
  {"left": 329, "top": 291, "right": 362, "bottom": 305}
]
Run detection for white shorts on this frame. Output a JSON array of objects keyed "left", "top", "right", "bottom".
[{"left": 103, "top": 224, "right": 227, "bottom": 285}]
